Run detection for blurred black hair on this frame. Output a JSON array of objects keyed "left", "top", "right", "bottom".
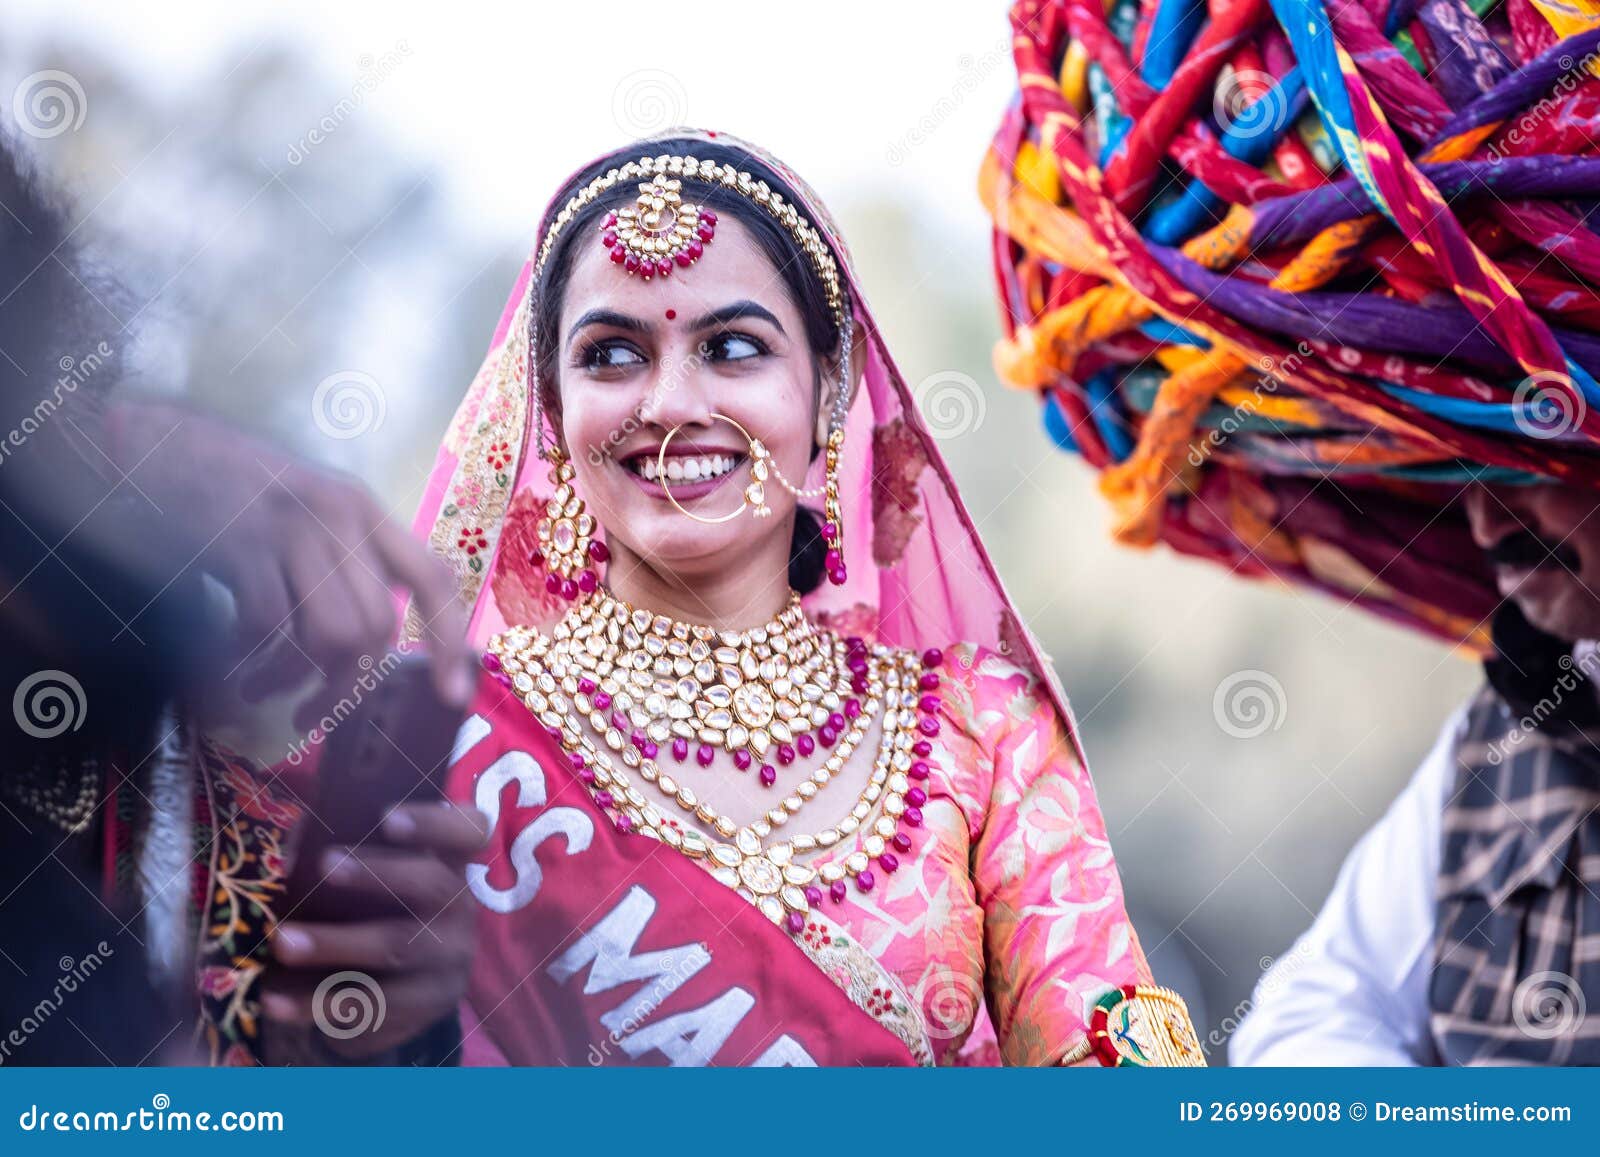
[
  {"left": 0, "top": 129, "right": 210, "bottom": 1063},
  {"left": 0, "top": 133, "right": 205, "bottom": 757}
]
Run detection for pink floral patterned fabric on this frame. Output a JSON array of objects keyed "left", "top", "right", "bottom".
[{"left": 809, "top": 640, "right": 1152, "bottom": 1066}]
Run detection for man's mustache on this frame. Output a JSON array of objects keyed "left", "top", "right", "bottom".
[{"left": 1485, "top": 528, "right": 1580, "bottom": 571}]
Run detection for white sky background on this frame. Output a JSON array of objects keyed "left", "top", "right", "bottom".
[{"left": 1, "top": 0, "right": 1020, "bottom": 247}]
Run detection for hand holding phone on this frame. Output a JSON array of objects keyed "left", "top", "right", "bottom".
[
  {"left": 283, "top": 653, "right": 467, "bottom": 914},
  {"left": 263, "top": 653, "right": 488, "bottom": 1062}
]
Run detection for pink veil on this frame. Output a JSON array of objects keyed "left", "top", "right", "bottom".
[{"left": 407, "top": 128, "right": 1088, "bottom": 766}]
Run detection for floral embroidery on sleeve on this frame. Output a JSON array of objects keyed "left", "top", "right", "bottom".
[
  {"left": 939, "top": 643, "right": 1149, "bottom": 1065},
  {"left": 193, "top": 738, "right": 301, "bottom": 1067}
]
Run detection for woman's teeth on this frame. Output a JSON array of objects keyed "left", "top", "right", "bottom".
[{"left": 628, "top": 454, "right": 740, "bottom": 483}]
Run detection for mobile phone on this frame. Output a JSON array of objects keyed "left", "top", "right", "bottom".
[{"left": 283, "top": 654, "right": 467, "bottom": 917}]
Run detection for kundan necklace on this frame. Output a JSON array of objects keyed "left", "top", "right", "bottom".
[
  {"left": 483, "top": 591, "right": 949, "bottom": 934},
  {"left": 561, "top": 587, "right": 860, "bottom": 783}
]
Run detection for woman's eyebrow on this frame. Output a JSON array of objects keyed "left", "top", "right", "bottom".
[
  {"left": 567, "top": 308, "right": 649, "bottom": 348},
  {"left": 686, "top": 300, "right": 787, "bottom": 335}
]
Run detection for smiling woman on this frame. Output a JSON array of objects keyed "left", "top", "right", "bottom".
[{"left": 405, "top": 130, "right": 1203, "bottom": 1067}]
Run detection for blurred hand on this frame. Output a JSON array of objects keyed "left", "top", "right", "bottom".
[
  {"left": 261, "top": 801, "right": 489, "bottom": 1061},
  {"left": 105, "top": 397, "right": 475, "bottom": 727}
]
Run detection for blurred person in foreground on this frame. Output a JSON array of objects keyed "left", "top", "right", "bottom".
[{"left": 0, "top": 130, "right": 482, "bottom": 1066}]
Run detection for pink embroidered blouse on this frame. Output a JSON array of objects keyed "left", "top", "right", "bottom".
[{"left": 796, "top": 639, "right": 1151, "bottom": 1065}]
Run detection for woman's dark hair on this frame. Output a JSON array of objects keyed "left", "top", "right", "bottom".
[{"left": 532, "top": 137, "right": 845, "bottom": 593}]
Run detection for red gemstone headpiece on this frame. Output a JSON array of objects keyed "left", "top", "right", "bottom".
[
  {"left": 598, "top": 176, "right": 717, "bottom": 281},
  {"left": 533, "top": 155, "right": 843, "bottom": 328}
]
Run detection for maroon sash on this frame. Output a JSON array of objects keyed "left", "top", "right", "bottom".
[{"left": 446, "top": 674, "right": 917, "bottom": 1066}]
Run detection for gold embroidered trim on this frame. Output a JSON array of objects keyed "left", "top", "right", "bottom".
[
  {"left": 792, "top": 911, "right": 935, "bottom": 1066},
  {"left": 405, "top": 294, "right": 531, "bottom": 642}
]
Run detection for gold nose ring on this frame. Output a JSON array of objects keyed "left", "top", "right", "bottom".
[{"left": 656, "top": 413, "right": 772, "bottom": 525}]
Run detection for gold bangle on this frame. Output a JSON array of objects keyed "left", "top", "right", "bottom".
[{"left": 1080, "top": 983, "right": 1207, "bottom": 1067}]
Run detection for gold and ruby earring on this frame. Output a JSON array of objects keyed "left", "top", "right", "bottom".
[
  {"left": 819, "top": 308, "right": 854, "bottom": 586},
  {"left": 529, "top": 448, "right": 609, "bottom": 601},
  {"left": 749, "top": 423, "right": 847, "bottom": 585},
  {"left": 820, "top": 427, "right": 847, "bottom": 585}
]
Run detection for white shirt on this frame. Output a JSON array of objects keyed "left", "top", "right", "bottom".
[{"left": 1228, "top": 707, "right": 1467, "bottom": 1066}]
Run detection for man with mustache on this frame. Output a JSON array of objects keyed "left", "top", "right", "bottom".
[{"left": 1232, "top": 484, "right": 1600, "bottom": 1065}]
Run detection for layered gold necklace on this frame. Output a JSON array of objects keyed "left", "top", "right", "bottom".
[
  {"left": 563, "top": 588, "right": 860, "bottom": 779},
  {"left": 485, "top": 590, "right": 948, "bottom": 934}
]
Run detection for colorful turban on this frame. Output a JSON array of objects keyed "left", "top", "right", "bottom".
[{"left": 985, "top": 0, "right": 1600, "bottom": 651}]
